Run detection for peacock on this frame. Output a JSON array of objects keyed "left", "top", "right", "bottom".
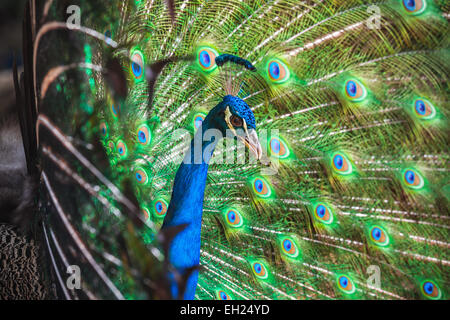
[{"left": 19, "top": 0, "right": 449, "bottom": 300}]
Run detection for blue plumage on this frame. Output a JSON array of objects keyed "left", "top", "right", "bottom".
[
  {"left": 223, "top": 95, "right": 256, "bottom": 129},
  {"left": 215, "top": 54, "right": 256, "bottom": 71},
  {"left": 34, "top": 0, "right": 449, "bottom": 302},
  {"left": 161, "top": 94, "right": 258, "bottom": 299}
]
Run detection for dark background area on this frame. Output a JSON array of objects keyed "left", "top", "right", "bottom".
[
  {"left": 0, "top": 0, "right": 26, "bottom": 70},
  {"left": 0, "top": 0, "right": 26, "bottom": 116},
  {"left": 0, "top": 1, "right": 50, "bottom": 300}
]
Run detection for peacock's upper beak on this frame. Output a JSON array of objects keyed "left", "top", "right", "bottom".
[{"left": 239, "top": 129, "right": 262, "bottom": 160}]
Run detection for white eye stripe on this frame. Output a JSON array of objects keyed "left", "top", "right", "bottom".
[
  {"left": 242, "top": 118, "right": 249, "bottom": 136},
  {"left": 224, "top": 106, "right": 237, "bottom": 135},
  {"left": 225, "top": 106, "right": 232, "bottom": 119}
]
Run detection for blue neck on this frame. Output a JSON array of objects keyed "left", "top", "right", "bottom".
[{"left": 161, "top": 120, "right": 220, "bottom": 300}]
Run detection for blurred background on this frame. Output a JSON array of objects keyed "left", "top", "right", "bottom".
[
  {"left": 0, "top": 1, "right": 50, "bottom": 300},
  {"left": 0, "top": 0, "right": 25, "bottom": 69},
  {"left": 0, "top": 0, "right": 26, "bottom": 115}
]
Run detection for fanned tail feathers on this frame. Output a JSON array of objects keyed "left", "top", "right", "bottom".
[{"left": 35, "top": 0, "right": 449, "bottom": 299}]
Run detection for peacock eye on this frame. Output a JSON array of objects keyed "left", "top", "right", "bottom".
[
  {"left": 337, "top": 275, "right": 356, "bottom": 294},
  {"left": 280, "top": 237, "right": 300, "bottom": 259},
  {"left": 110, "top": 103, "right": 120, "bottom": 118},
  {"left": 198, "top": 47, "right": 219, "bottom": 72},
  {"left": 136, "top": 124, "right": 151, "bottom": 146},
  {"left": 99, "top": 121, "right": 108, "bottom": 138},
  {"left": 314, "top": 203, "right": 334, "bottom": 224},
  {"left": 153, "top": 199, "right": 168, "bottom": 218},
  {"left": 421, "top": 280, "right": 441, "bottom": 299},
  {"left": 403, "top": 168, "right": 424, "bottom": 190},
  {"left": 252, "top": 262, "right": 268, "bottom": 279},
  {"left": 193, "top": 112, "right": 206, "bottom": 130},
  {"left": 269, "top": 137, "right": 290, "bottom": 159},
  {"left": 226, "top": 209, "right": 243, "bottom": 228},
  {"left": 230, "top": 115, "right": 243, "bottom": 127},
  {"left": 130, "top": 50, "right": 144, "bottom": 80},
  {"left": 403, "top": 0, "right": 427, "bottom": 15},
  {"left": 345, "top": 79, "right": 367, "bottom": 102},
  {"left": 217, "top": 290, "right": 231, "bottom": 300},
  {"left": 414, "top": 99, "right": 436, "bottom": 120},
  {"left": 369, "top": 226, "right": 390, "bottom": 247},
  {"left": 252, "top": 177, "right": 272, "bottom": 198},
  {"left": 116, "top": 140, "right": 127, "bottom": 158},
  {"left": 134, "top": 167, "right": 148, "bottom": 185},
  {"left": 331, "top": 153, "right": 353, "bottom": 175},
  {"left": 267, "top": 59, "right": 290, "bottom": 84}
]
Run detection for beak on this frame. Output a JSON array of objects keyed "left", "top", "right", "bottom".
[{"left": 238, "top": 129, "right": 262, "bottom": 160}]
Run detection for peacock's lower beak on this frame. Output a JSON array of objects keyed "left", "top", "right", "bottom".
[{"left": 239, "top": 129, "right": 262, "bottom": 160}]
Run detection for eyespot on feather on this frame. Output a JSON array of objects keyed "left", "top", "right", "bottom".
[
  {"left": 252, "top": 177, "right": 271, "bottom": 198},
  {"left": 99, "top": 121, "right": 108, "bottom": 138},
  {"left": 269, "top": 137, "right": 289, "bottom": 159},
  {"left": 193, "top": 113, "right": 206, "bottom": 129},
  {"left": 414, "top": 99, "right": 436, "bottom": 120},
  {"left": 134, "top": 167, "right": 148, "bottom": 185},
  {"left": 252, "top": 262, "right": 268, "bottom": 279},
  {"left": 130, "top": 50, "right": 144, "bottom": 80},
  {"left": 198, "top": 47, "right": 219, "bottom": 72},
  {"left": 402, "top": 0, "right": 427, "bottom": 15},
  {"left": 216, "top": 290, "right": 231, "bottom": 300},
  {"left": 153, "top": 199, "right": 168, "bottom": 218},
  {"left": 369, "top": 226, "right": 389, "bottom": 247},
  {"left": 116, "top": 140, "right": 127, "bottom": 158},
  {"left": 314, "top": 203, "right": 334, "bottom": 224},
  {"left": 337, "top": 275, "right": 356, "bottom": 294},
  {"left": 345, "top": 79, "right": 367, "bottom": 102},
  {"left": 267, "top": 59, "right": 290, "bottom": 84},
  {"left": 280, "top": 237, "right": 300, "bottom": 258},
  {"left": 403, "top": 169, "right": 424, "bottom": 190},
  {"left": 137, "top": 124, "right": 151, "bottom": 146},
  {"left": 226, "top": 209, "right": 243, "bottom": 228},
  {"left": 421, "top": 280, "right": 441, "bottom": 299},
  {"left": 331, "top": 153, "right": 352, "bottom": 175},
  {"left": 110, "top": 103, "right": 120, "bottom": 118}
]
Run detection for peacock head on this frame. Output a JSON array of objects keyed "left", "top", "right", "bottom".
[{"left": 206, "top": 95, "right": 262, "bottom": 160}]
